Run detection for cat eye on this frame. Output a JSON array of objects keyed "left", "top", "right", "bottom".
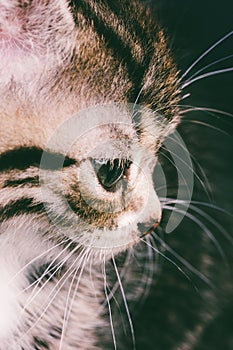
[{"left": 92, "top": 158, "right": 131, "bottom": 191}]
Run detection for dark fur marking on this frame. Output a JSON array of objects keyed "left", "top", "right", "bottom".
[
  {"left": 27, "top": 262, "right": 66, "bottom": 286},
  {"left": 0, "top": 147, "right": 76, "bottom": 172},
  {"left": 0, "top": 198, "right": 44, "bottom": 221},
  {"left": 3, "top": 176, "right": 39, "bottom": 188},
  {"left": 49, "top": 326, "right": 62, "bottom": 340},
  {"left": 103, "top": 0, "right": 155, "bottom": 55},
  {"left": 33, "top": 337, "right": 50, "bottom": 350},
  {"left": 71, "top": 0, "right": 153, "bottom": 102}
]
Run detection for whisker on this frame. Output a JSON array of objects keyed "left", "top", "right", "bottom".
[
  {"left": 181, "top": 67, "right": 233, "bottom": 89},
  {"left": 59, "top": 249, "right": 90, "bottom": 350},
  {"left": 103, "top": 254, "right": 117, "bottom": 350},
  {"left": 8, "top": 236, "right": 72, "bottom": 285},
  {"left": 22, "top": 241, "right": 82, "bottom": 308},
  {"left": 106, "top": 249, "right": 132, "bottom": 304},
  {"left": 160, "top": 198, "right": 233, "bottom": 245},
  {"left": 159, "top": 145, "right": 209, "bottom": 199},
  {"left": 159, "top": 149, "right": 192, "bottom": 196},
  {"left": 151, "top": 230, "right": 213, "bottom": 287},
  {"left": 184, "top": 53, "right": 233, "bottom": 83},
  {"left": 162, "top": 205, "right": 226, "bottom": 260},
  {"left": 133, "top": 85, "right": 145, "bottom": 109},
  {"left": 112, "top": 252, "right": 136, "bottom": 350},
  {"left": 160, "top": 197, "right": 233, "bottom": 217},
  {"left": 21, "top": 245, "right": 86, "bottom": 336},
  {"left": 180, "top": 30, "right": 233, "bottom": 81},
  {"left": 21, "top": 263, "right": 77, "bottom": 340},
  {"left": 180, "top": 105, "right": 233, "bottom": 118},
  {"left": 146, "top": 228, "right": 214, "bottom": 290},
  {"left": 140, "top": 236, "right": 204, "bottom": 288},
  {"left": 188, "top": 155, "right": 212, "bottom": 200},
  {"left": 181, "top": 120, "right": 230, "bottom": 135},
  {"left": 141, "top": 236, "right": 158, "bottom": 300},
  {"left": 160, "top": 131, "right": 212, "bottom": 196},
  {"left": 181, "top": 93, "right": 192, "bottom": 101},
  {"left": 59, "top": 266, "right": 80, "bottom": 350},
  {"left": 22, "top": 239, "right": 76, "bottom": 294},
  {"left": 89, "top": 254, "right": 100, "bottom": 304}
]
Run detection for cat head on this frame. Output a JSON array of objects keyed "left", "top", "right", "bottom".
[
  {"left": 0, "top": 0, "right": 181, "bottom": 259},
  {"left": 39, "top": 103, "right": 164, "bottom": 257}
]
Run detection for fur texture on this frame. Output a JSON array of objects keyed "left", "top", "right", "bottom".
[
  {"left": 0, "top": 0, "right": 181, "bottom": 349},
  {"left": 2, "top": 1, "right": 231, "bottom": 349}
]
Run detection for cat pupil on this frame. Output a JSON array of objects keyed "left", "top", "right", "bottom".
[{"left": 93, "top": 159, "right": 130, "bottom": 191}]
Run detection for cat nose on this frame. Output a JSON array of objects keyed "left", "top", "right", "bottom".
[{"left": 137, "top": 221, "right": 160, "bottom": 236}]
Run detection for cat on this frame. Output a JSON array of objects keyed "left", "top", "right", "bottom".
[{"left": 0, "top": 0, "right": 232, "bottom": 349}]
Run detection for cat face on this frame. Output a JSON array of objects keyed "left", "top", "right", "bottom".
[
  {"left": 39, "top": 103, "right": 162, "bottom": 256},
  {"left": 0, "top": 0, "right": 179, "bottom": 259},
  {"left": 0, "top": 1, "right": 185, "bottom": 348}
]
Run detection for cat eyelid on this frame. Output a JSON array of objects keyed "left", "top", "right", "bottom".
[
  {"left": 90, "top": 158, "right": 132, "bottom": 168},
  {"left": 92, "top": 159, "right": 109, "bottom": 165}
]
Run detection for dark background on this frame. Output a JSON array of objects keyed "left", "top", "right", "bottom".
[{"left": 117, "top": 1, "right": 233, "bottom": 349}]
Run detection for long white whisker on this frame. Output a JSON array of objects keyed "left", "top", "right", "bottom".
[
  {"left": 181, "top": 67, "right": 233, "bottom": 89},
  {"left": 159, "top": 144, "right": 209, "bottom": 198},
  {"left": 59, "top": 249, "right": 90, "bottom": 350},
  {"left": 103, "top": 254, "right": 117, "bottom": 350},
  {"left": 184, "top": 53, "right": 233, "bottom": 83},
  {"left": 162, "top": 205, "right": 225, "bottom": 260},
  {"left": 160, "top": 197, "right": 233, "bottom": 217},
  {"left": 160, "top": 131, "right": 211, "bottom": 198},
  {"left": 8, "top": 236, "right": 71, "bottom": 285},
  {"left": 180, "top": 30, "right": 233, "bottom": 81},
  {"left": 64, "top": 247, "right": 92, "bottom": 327},
  {"left": 59, "top": 266, "right": 80, "bottom": 350},
  {"left": 160, "top": 198, "right": 233, "bottom": 245},
  {"left": 181, "top": 120, "right": 230, "bottom": 135},
  {"left": 142, "top": 236, "right": 158, "bottom": 300},
  {"left": 112, "top": 252, "right": 136, "bottom": 350},
  {"left": 22, "top": 239, "right": 76, "bottom": 294},
  {"left": 180, "top": 105, "right": 233, "bottom": 118},
  {"left": 22, "top": 242, "right": 82, "bottom": 308},
  {"left": 152, "top": 230, "right": 213, "bottom": 287},
  {"left": 106, "top": 249, "right": 132, "bottom": 304},
  {"left": 21, "top": 263, "right": 77, "bottom": 340},
  {"left": 140, "top": 237, "right": 204, "bottom": 287},
  {"left": 21, "top": 245, "right": 86, "bottom": 335}
]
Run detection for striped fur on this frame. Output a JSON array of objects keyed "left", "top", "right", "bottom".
[{"left": 0, "top": 1, "right": 180, "bottom": 349}]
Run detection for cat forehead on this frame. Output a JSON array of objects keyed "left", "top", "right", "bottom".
[
  {"left": 0, "top": 101, "right": 163, "bottom": 158},
  {"left": 41, "top": 104, "right": 140, "bottom": 159}
]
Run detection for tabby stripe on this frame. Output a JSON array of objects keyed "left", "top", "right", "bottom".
[
  {"left": 81, "top": 0, "right": 149, "bottom": 62},
  {"left": 0, "top": 198, "right": 44, "bottom": 221},
  {"left": 0, "top": 147, "right": 76, "bottom": 172},
  {"left": 102, "top": 0, "right": 155, "bottom": 53},
  {"left": 73, "top": 0, "right": 153, "bottom": 101},
  {"left": 3, "top": 176, "right": 39, "bottom": 188},
  {"left": 74, "top": 0, "right": 154, "bottom": 51},
  {"left": 33, "top": 336, "right": 50, "bottom": 350}
]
